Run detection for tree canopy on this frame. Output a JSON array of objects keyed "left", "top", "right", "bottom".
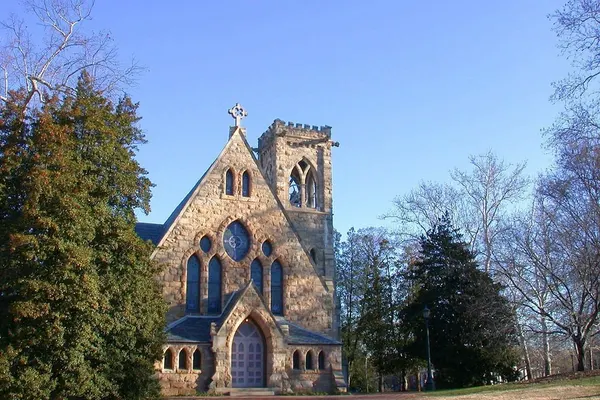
[
  {"left": 403, "top": 216, "right": 519, "bottom": 388},
  {"left": 0, "top": 73, "right": 165, "bottom": 400}
]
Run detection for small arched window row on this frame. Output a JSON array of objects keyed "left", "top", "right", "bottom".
[
  {"left": 163, "top": 347, "right": 203, "bottom": 372},
  {"left": 224, "top": 168, "right": 252, "bottom": 197},
  {"left": 288, "top": 160, "right": 319, "bottom": 210},
  {"left": 290, "top": 349, "right": 327, "bottom": 371}
]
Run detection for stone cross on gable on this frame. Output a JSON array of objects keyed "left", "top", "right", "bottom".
[{"left": 228, "top": 103, "right": 248, "bottom": 127}]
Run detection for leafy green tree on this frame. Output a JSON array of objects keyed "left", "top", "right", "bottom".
[
  {"left": 336, "top": 227, "right": 420, "bottom": 392},
  {"left": 404, "top": 215, "right": 518, "bottom": 388},
  {"left": 0, "top": 73, "right": 165, "bottom": 399}
]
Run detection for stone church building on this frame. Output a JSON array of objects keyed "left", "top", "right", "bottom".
[{"left": 135, "top": 105, "right": 344, "bottom": 396}]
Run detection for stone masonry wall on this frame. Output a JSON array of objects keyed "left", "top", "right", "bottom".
[
  {"left": 286, "top": 344, "right": 342, "bottom": 393},
  {"left": 157, "top": 344, "right": 213, "bottom": 396},
  {"left": 258, "top": 120, "right": 337, "bottom": 337},
  {"left": 152, "top": 128, "right": 334, "bottom": 336}
]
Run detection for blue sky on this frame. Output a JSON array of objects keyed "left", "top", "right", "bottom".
[{"left": 7, "top": 1, "right": 572, "bottom": 235}]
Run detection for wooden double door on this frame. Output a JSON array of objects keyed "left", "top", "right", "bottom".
[{"left": 231, "top": 321, "right": 265, "bottom": 388}]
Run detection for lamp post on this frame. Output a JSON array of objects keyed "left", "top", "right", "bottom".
[{"left": 423, "top": 306, "right": 435, "bottom": 391}]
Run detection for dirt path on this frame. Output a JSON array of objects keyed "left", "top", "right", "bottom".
[{"left": 168, "top": 388, "right": 600, "bottom": 400}]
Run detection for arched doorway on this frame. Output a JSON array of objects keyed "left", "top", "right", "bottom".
[{"left": 231, "top": 321, "right": 265, "bottom": 388}]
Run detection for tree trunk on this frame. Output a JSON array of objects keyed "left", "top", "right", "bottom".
[
  {"left": 347, "top": 360, "right": 352, "bottom": 389},
  {"left": 378, "top": 374, "right": 383, "bottom": 392},
  {"left": 516, "top": 320, "right": 533, "bottom": 380},
  {"left": 400, "top": 369, "right": 407, "bottom": 391},
  {"left": 541, "top": 317, "right": 552, "bottom": 376},
  {"left": 575, "top": 338, "right": 586, "bottom": 372}
]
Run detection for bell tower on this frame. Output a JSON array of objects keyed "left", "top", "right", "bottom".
[{"left": 257, "top": 120, "right": 338, "bottom": 283}]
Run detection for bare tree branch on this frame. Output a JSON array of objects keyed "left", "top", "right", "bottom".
[{"left": 0, "top": 0, "right": 141, "bottom": 111}]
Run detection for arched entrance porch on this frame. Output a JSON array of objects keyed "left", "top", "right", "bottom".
[{"left": 231, "top": 320, "right": 266, "bottom": 388}]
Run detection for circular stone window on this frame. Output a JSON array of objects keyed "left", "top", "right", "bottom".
[
  {"left": 200, "top": 235, "right": 212, "bottom": 253},
  {"left": 262, "top": 240, "right": 272, "bottom": 257},
  {"left": 223, "top": 221, "right": 250, "bottom": 261}
]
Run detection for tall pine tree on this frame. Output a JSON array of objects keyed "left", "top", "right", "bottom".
[
  {"left": 0, "top": 73, "right": 165, "bottom": 400},
  {"left": 404, "top": 215, "right": 518, "bottom": 388}
]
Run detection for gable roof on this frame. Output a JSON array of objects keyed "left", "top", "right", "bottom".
[
  {"left": 135, "top": 123, "right": 329, "bottom": 291},
  {"left": 147, "top": 128, "right": 252, "bottom": 257},
  {"left": 286, "top": 321, "right": 341, "bottom": 345}
]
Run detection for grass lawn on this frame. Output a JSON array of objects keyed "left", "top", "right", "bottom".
[{"left": 417, "top": 375, "right": 600, "bottom": 399}]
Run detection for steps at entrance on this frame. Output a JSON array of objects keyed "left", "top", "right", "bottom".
[{"left": 228, "top": 388, "right": 276, "bottom": 397}]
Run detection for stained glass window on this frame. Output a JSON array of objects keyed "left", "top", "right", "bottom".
[
  {"left": 271, "top": 261, "right": 283, "bottom": 315},
  {"left": 262, "top": 240, "right": 272, "bottom": 257},
  {"left": 226, "top": 169, "right": 234, "bottom": 195},
  {"left": 251, "top": 259, "right": 263, "bottom": 295},
  {"left": 200, "top": 235, "right": 211, "bottom": 253},
  {"left": 223, "top": 221, "right": 250, "bottom": 261},
  {"left": 242, "top": 171, "right": 250, "bottom": 197},
  {"left": 208, "top": 257, "right": 222, "bottom": 314},
  {"left": 186, "top": 255, "right": 200, "bottom": 313}
]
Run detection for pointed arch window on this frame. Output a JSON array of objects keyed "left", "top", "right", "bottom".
[
  {"left": 192, "top": 349, "right": 202, "bottom": 369},
  {"left": 193, "top": 349, "right": 202, "bottom": 370},
  {"left": 178, "top": 349, "right": 187, "bottom": 370},
  {"left": 289, "top": 166, "right": 302, "bottom": 207},
  {"left": 225, "top": 168, "right": 234, "bottom": 195},
  {"left": 242, "top": 171, "right": 251, "bottom": 197},
  {"left": 289, "top": 159, "right": 319, "bottom": 209},
  {"left": 208, "top": 257, "right": 222, "bottom": 314},
  {"left": 186, "top": 255, "right": 201, "bottom": 313},
  {"left": 251, "top": 258, "right": 263, "bottom": 295},
  {"left": 271, "top": 261, "right": 283, "bottom": 316}
]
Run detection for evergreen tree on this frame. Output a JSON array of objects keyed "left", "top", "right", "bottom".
[
  {"left": 404, "top": 215, "right": 518, "bottom": 388},
  {"left": 0, "top": 73, "right": 165, "bottom": 399}
]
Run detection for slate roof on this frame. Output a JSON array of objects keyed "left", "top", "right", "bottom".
[
  {"left": 286, "top": 322, "right": 341, "bottom": 345},
  {"left": 167, "top": 316, "right": 219, "bottom": 343},
  {"left": 134, "top": 222, "right": 164, "bottom": 245},
  {"left": 166, "top": 317, "right": 340, "bottom": 345},
  {"left": 166, "top": 290, "right": 244, "bottom": 343}
]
